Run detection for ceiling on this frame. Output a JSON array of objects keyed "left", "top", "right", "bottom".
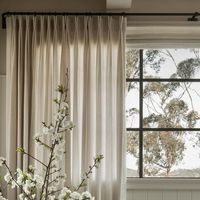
[{"left": 106, "top": 0, "right": 132, "bottom": 9}]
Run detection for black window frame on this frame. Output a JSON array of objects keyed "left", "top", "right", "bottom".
[{"left": 126, "top": 49, "right": 200, "bottom": 178}]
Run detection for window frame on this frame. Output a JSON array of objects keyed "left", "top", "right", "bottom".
[{"left": 126, "top": 48, "right": 200, "bottom": 179}]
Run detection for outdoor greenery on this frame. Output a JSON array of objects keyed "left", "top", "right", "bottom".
[{"left": 126, "top": 49, "right": 200, "bottom": 177}]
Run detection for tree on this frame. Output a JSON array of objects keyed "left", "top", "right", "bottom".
[{"left": 126, "top": 49, "right": 200, "bottom": 177}]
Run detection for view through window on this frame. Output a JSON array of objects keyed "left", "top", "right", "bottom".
[{"left": 126, "top": 49, "right": 200, "bottom": 178}]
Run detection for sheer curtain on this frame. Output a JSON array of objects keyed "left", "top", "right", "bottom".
[{"left": 6, "top": 15, "right": 126, "bottom": 200}]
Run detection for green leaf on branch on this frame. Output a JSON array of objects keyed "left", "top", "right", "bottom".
[
  {"left": 16, "top": 147, "right": 24, "bottom": 153},
  {"left": 56, "top": 85, "right": 64, "bottom": 94}
]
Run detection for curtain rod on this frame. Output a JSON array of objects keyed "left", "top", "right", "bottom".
[{"left": 2, "top": 11, "right": 199, "bottom": 29}]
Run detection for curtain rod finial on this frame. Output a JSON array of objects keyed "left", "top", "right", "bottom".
[
  {"left": 2, "top": 13, "right": 7, "bottom": 29},
  {"left": 188, "top": 12, "right": 199, "bottom": 21}
]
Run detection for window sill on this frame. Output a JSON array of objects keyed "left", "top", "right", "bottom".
[{"left": 127, "top": 177, "right": 200, "bottom": 190}]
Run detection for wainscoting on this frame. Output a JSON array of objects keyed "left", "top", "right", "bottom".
[
  {"left": 127, "top": 190, "right": 200, "bottom": 200},
  {"left": 127, "top": 179, "right": 200, "bottom": 200}
]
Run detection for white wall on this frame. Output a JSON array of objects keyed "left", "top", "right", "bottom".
[{"left": 132, "top": 0, "right": 200, "bottom": 13}]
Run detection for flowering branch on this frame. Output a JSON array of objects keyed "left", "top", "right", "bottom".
[
  {"left": 16, "top": 148, "right": 48, "bottom": 169},
  {"left": 0, "top": 72, "right": 103, "bottom": 200},
  {"left": 76, "top": 155, "right": 104, "bottom": 191},
  {"left": 3, "top": 162, "right": 32, "bottom": 200}
]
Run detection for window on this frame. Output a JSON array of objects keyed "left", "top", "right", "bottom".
[{"left": 126, "top": 48, "right": 200, "bottom": 178}]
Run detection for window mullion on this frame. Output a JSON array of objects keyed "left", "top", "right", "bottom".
[{"left": 139, "top": 49, "right": 144, "bottom": 178}]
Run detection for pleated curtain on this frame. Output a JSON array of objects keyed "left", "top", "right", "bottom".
[{"left": 6, "top": 15, "right": 126, "bottom": 200}]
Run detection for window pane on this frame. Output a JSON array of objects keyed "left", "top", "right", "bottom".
[
  {"left": 126, "top": 49, "right": 140, "bottom": 79},
  {"left": 127, "top": 131, "right": 139, "bottom": 177},
  {"left": 126, "top": 82, "right": 139, "bottom": 128},
  {"left": 143, "top": 131, "right": 200, "bottom": 177},
  {"left": 143, "top": 49, "right": 200, "bottom": 79},
  {"left": 143, "top": 82, "right": 200, "bottom": 128}
]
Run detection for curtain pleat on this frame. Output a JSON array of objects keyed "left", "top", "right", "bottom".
[{"left": 6, "top": 15, "right": 126, "bottom": 200}]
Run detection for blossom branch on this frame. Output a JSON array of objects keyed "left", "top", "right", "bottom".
[
  {"left": 41, "top": 90, "right": 67, "bottom": 200},
  {"left": 0, "top": 76, "right": 103, "bottom": 200},
  {"left": 34, "top": 137, "right": 52, "bottom": 150},
  {"left": 48, "top": 168, "right": 61, "bottom": 176},
  {"left": 76, "top": 155, "right": 104, "bottom": 191},
  {"left": 17, "top": 148, "right": 48, "bottom": 169},
  {"left": 3, "top": 162, "right": 32, "bottom": 200}
]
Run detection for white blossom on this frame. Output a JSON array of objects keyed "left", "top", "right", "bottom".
[
  {"left": 62, "top": 119, "right": 74, "bottom": 130},
  {"left": 70, "top": 191, "right": 81, "bottom": 199},
  {"left": 16, "top": 168, "right": 24, "bottom": 185},
  {"left": 17, "top": 176, "right": 23, "bottom": 185},
  {"left": 25, "top": 172, "right": 32, "bottom": 180},
  {"left": 16, "top": 168, "right": 23, "bottom": 174},
  {"left": 0, "top": 157, "right": 6, "bottom": 166},
  {"left": 23, "top": 179, "right": 35, "bottom": 194},
  {"left": 48, "top": 195, "right": 56, "bottom": 200},
  {"left": 51, "top": 132, "right": 63, "bottom": 142},
  {"left": 18, "top": 193, "right": 24, "bottom": 200},
  {"left": 55, "top": 112, "right": 65, "bottom": 121},
  {"left": 58, "top": 187, "right": 71, "bottom": 199},
  {"left": 4, "top": 172, "right": 12, "bottom": 183},
  {"left": 19, "top": 194, "right": 29, "bottom": 200},
  {"left": 61, "top": 102, "right": 69, "bottom": 110},
  {"left": 61, "top": 187, "right": 71, "bottom": 194},
  {"left": 28, "top": 165, "right": 35, "bottom": 171},
  {"left": 81, "top": 191, "right": 92, "bottom": 199},
  {"left": 54, "top": 141, "right": 65, "bottom": 160},
  {"left": 11, "top": 180, "right": 17, "bottom": 189},
  {"left": 0, "top": 192, "right": 7, "bottom": 200},
  {"left": 34, "top": 174, "right": 44, "bottom": 188},
  {"left": 42, "top": 126, "right": 54, "bottom": 135}
]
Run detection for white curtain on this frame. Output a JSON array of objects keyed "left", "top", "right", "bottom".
[{"left": 6, "top": 15, "right": 126, "bottom": 200}]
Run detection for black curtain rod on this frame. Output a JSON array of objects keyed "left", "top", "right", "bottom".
[{"left": 2, "top": 11, "right": 200, "bottom": 29}]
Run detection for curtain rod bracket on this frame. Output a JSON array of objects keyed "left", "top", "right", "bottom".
[{"left": 188, "top": 12, "right": 199, "bottom": 21}]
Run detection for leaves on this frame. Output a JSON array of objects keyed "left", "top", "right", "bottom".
[
  {"left": 126, "top": 49, "right": 139, "bottom": 79},
  {"left": 177, "top": 58, "right": 199, "bottom": 79},
  {"left": 16, "top": 147, "right": 25, "bottom": 154},
  {"left": 144, "top": 50, "right": 165, "bottom": 73}
]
